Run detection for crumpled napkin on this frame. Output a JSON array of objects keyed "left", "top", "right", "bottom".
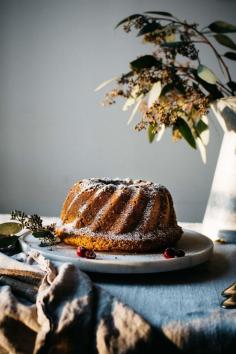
[{"left": 0, "top": 251, "right": 156, "bottom": 354}]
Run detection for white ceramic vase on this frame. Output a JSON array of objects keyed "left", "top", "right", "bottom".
[{"left": 203, "top": 97, "right": 236, "bottom": 242}]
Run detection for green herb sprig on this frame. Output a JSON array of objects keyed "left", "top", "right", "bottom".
[
  {"left": 11, "top": 210, "right": 59, "bottom": 247},
  {"left": 11, "top": 210, "right": 43, "bottom": 230},
  {"left": 0, "top": 212, "right": 59, "bottom": 254}
]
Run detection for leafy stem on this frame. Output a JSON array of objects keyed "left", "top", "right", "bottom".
[
  {"left": 147, "top": 16, "right": 233, "bottom": 92},
  {"left": 100, "top": 12, "right": 236, "bottom": 161},
  {"left": 191, "top": 26, "right": 233, "bottom": 86}
]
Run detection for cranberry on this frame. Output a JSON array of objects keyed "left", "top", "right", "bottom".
[
  {"left": 163, "top": 247, "right": 176, "bottom": 259},
  {"left": 85, "top": 250, "right": 96, "bottom": 259},
  {"left": 163, "top": 247, "right": 186, "bottom": 259},
  {"left": 76, "top": 246, "right": 96, "bottom": 259},
  {"left": 175, "top": 249, "right": 185, "bottom": 257},
  {"left": 76, "top": 246, "right": 86, "bottom": 257}
]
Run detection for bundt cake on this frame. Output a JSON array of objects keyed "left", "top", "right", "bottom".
[{"left": 55, "top": 178, "right": 183, "bottom": 252}]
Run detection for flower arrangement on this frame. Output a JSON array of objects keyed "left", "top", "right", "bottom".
[{"left": 96, "top": 12, "right": 236, "bottom": 162}]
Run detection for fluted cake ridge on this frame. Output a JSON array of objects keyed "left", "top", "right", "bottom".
[{"left": 56, "top": 178, "right": 183, "bottom": 252}]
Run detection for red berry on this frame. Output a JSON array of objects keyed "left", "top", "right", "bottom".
[
  {"left": 176, "top": 249, "right": 185, "bottom": 257},
  {"left": 163, "top": 247, "right": 176, "bottom": 259},
  {"left": 85, "top": 250, "right": 96, "bottom": 259},
  {"left": 76, "top": 246, "right": 86, "bottom": 257},
  {"left": 76, "top": 246, "right": 96, "bottom": 259}
]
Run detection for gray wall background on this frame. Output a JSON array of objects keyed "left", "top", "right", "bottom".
[{"left": 0, "top": 0, "right": 235, "bottom": 221}]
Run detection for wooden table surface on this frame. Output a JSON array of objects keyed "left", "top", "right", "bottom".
[{"left": 1, "top": 215, "right": 235, "bottom": 352}]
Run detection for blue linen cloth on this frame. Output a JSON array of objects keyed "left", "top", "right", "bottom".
[{"left": 91, "top": 224, "right": 236, "bottom": 353}]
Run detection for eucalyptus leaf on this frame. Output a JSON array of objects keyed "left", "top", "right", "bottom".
[
  {"left": 197, "top": 64, "right": 217, "bottom": 85},
  {"left": 148, "top": 124, "right": 156, "bottom": 143},
  {"left": 196, "top": 119, "right": 208, "bottom": 135},
  {"left": 161, "top": 83, "right": 175, "bottom": 96},
  {"left": 192, "top": 69, "right": 223, "bottom": 99},
  {"left": 175, "top": 118, "right": 196, "bottom": 149},
  {"left": 130, "top": 55, "right": 159, "bottom": 71},
  {"left": 137, "top": 22, "right": 162, "bottom": 36},
  {"left": 32, "top": 230, "right": 52, "bottom": 238},
  {"left": 195, "top": 116, "right": 210, "bottom": 146},
  {"left": 144, "top": 11, "right": 173, "bottom": 17},
  {"left": 148, "top": 81, "right": 162, "bottom": 108},
  {"left": 227, "top": 81, "right": 236, "bottom": 92},
  {"left": 224, "top": 52, "right": 236, "bottom": 60},
  {"left": 0, "top": 222, "right": 22, "bottom": 236},
  {"left": 214, "top": 34, "right": 236, "bottom": 50},
  {"left": 123, "top": 85, "right": 140, "bottom": 111},
  {"left": 115, "top": 14, "right": 144, "bottom": 29},
  {"left": 0, "top": 235, "right": 19, "bottom": 249},
  {"left": 127, "top": 95, "right": 143, "bottom": 125},
  {"left": 122, "top": 97, "right": 135, "bottom": 111},
  {"left": 94, "top": 77, "right": 117, "bottom": 92},
  {"left": 209, "top": 21, "right": 236, "bottom": 33},
  {"left": 120, "top": 71, "right": 133, "bottom": 80},
  {"left": 156, "top": 124, "right": 165, "bottom": 142}
]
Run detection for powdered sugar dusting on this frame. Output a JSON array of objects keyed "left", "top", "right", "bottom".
[
  {"left": 79, "top": 177, "right": 166, "bottom": 194},
  {"left": 59, "top": 177, "right": 182, "bottom": 249}
]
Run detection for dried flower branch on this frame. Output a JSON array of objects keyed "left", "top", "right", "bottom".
[{"left": 98, "top": 12, "right": 236, "bottom": 162}]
